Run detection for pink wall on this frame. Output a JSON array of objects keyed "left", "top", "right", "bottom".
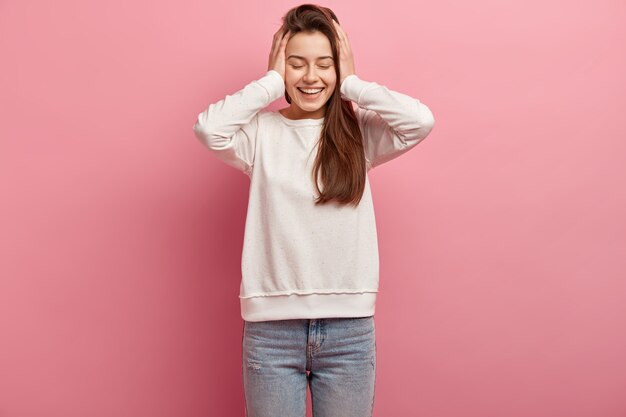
[{"left": 1, "top": 0, "right": 625, "bottom": 416}]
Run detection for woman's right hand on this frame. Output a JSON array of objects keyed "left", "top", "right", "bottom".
[{"left": 267, "top": 26, "right": 291, "bottom": 81}]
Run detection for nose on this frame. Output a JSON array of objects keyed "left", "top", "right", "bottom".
[{"left": 303, "top": 66, "right": 320, "bottom": 83}]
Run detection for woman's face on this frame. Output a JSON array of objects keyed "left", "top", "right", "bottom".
[{"left": 284, "top": 30, "right": 337, "bottom": 120}]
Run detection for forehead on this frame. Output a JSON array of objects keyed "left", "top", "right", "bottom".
[{"left": 286, "top": 31, "right": 333, "bottom": 60}]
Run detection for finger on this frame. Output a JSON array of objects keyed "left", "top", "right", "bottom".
[
  {"left": 332, "top": 19, "right": 344, "bottom": 35},
  {"left": 335, "top": 21, "right": 349, "bottom": 43},
  {"left": 272, "top": 29, "right": 286, "bottom": 50},
  {"left": 334, "top": 24, "right": 346, "bottom": 44},
  {"left": 273, "top": 27, "right": 285, "bottom": 46},
  {"left": 280, "top": 31, "right": 291, "bottom": 50},
  {"left": 271, "top": 30, "right": 280, "bottom": 49}
]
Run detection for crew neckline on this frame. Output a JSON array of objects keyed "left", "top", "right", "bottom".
[{"left": 276, "top": 110, "right": 325, "bottom": 126}]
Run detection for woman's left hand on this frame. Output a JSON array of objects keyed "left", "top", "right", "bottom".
[{"left": 332, "top": 19, "right": 356, "bottom": 85}]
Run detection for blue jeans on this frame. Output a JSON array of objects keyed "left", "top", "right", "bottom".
[{"left": 242, "top": 316, "right": 377, "bottom": 417}]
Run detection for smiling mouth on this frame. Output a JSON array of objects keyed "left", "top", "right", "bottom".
[{"left": 297, "top": 87, "right": 325, "bottom": 95}]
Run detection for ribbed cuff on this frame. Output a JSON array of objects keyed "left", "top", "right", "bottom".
[
  {"left": 340, "top": 74, "right": 370, "bottom": 103},
  {"left": 257, "top": 70, "right": 286, "bottom": 103}
]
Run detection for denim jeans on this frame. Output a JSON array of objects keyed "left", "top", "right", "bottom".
[{"left": 242, "top": 316, "right": 377, "bottom": 417}]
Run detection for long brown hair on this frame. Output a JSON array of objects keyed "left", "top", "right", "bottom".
[{"left": 280, "top": 4, "right": 366, "bottom": 207}]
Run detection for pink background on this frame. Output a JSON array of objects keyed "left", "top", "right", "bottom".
[{"left": 1, "top": 0, "right": 625, "bottom": 416}]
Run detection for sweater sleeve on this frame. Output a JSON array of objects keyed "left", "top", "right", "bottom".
[
  {"left": 192, "top": 70, "right": 285, "bottom": 176},
  {"left": 339, "top": 74, "right": 435, "bottom": 171}
]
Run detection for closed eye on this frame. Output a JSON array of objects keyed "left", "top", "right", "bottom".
[{"left": 291, "top": 65, "right": 332, "bottom": 69}]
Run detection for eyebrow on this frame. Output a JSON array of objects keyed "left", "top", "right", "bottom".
[{"left": 287, "top": 55, "right": 334, "bottom": 61}]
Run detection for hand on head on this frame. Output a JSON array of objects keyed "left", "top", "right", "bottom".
[
  {"left": 331, "top": 19, "right": 356, "bottom": 84},
  {"left": 268, "top": 27, "right": 291, "bottom": 81}
]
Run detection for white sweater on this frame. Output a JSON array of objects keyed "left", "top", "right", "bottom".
[{"left": 193, "top": 69, "right": 435, "bottom": 322}]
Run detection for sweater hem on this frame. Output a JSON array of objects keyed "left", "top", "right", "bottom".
[{"left": 240, "top": 291, "right": 377, "bottom": 322}]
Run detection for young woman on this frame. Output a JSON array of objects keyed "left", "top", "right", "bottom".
[{"left": 193, "top": 4, "right": 435, "bottom": 417}]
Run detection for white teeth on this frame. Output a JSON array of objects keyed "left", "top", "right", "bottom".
[{"left": 298, "top": 88, "right": 323, "bottom": 94}]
